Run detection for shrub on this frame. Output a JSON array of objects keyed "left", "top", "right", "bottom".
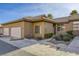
[
  {"left": 62, "top": 33, "right": 72, "bottom": 42},
  {"left": 52, "top": 30, "right": 76, "bottom": 42},
  {"left": 53, "top": 34, "right": 63, "bottom": 41},
  {"left": 44, "top": 33, "right": 53, "bottom": 38},
  {"left": 53, "top": 32, "right": 75, "bottom": 42},
  {"left": 66, "top": 30, "right": 73, "bottom": 35},
  {"left": 66, "top": 30, "right": 76, "bottom": 38},
  {"left": 35, "top": 37, "right": 43, "bottom": 40}
]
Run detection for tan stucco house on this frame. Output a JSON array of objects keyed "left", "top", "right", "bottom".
[
  {"left": 1, "top": 14, "right": 79, "bottom": 39},
  {"left": 1, "top": 15, "right": 54, "bottom": 39}
]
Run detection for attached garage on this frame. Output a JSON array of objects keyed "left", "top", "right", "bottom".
[
  {"left": 0, "top": 27, "right": 3, "bottom": 35},
  {"left": 11, "top": 27, "right": 22, "bottom": 39},
  {"left": 2, "top": 20, "right": 33, "bottom": 39},
  {"left": 3, "top": 28, "right": 9, "bottom": 36},
  {"left": 73, "top": 21, "right": 79, "bottom": 35}
]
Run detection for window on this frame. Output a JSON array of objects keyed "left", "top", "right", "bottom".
[
  {"left": 57, "top": 26, "right": 61, "bottom": 31},
  {"left": 35, "top": 26, "right": 40, "bottom": 33},
  {"left": 57, "top": 25, "right": 64, "bottom": 31}
]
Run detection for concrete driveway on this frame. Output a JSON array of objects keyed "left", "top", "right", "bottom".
[
  {"left": 0, "top": 37, "right": 54, "bottom": 49},
  {"left": 0, "top": 39, "right": 18, "bottom": 55},
  {"left": 0, "top": 37, "right": 38, "bottom": 48},
  {"left": 0, "top": 37, "right": 36, "bottom": 56}
]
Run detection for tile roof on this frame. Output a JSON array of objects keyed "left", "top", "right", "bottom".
[
  {"left": 2, "top": 14, "right": 79, "bottom": 25},
  {"left": 54, "top": 17, "right": 69, "bottom": 23},
  {"left": 2, "top": 15, "right": 55, "bottom": 25},
  {"left": 54, "top": 14, "right": 79, "bottom": 23},
  {"left": 69, "top": 14, "right": 79, "bottom": 21}
]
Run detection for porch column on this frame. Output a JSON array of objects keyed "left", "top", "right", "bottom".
[{"left": 55, "top": 24, "right": 58, "bottom": 35}]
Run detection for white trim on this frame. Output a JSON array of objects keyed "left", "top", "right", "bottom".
[
  {"left": 73, "top": 21, "right": 79, "bottom": 30},
  {"left": 73, "top": 21, "right": 79, "bottom": 24}
]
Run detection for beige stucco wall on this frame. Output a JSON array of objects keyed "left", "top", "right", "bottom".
[
  {"left": 67, "top": 22, "right": 73, "bottom": 31},
  {"left": 2, "top": 21, "right": 54, "bottom": 39},
  {"left": 60, "top": 22, "right": 73, "bottom": 33},
  {"left": 33, "top": 22, "right": 44, "bottom": 38},
  {"left": 33, "top": 22, "right": 54, "bottom": 38},
  {"left": 24, "top": 22, "right": 33, "bottom": 38},
  {"left": 44, "top": 22, "right": 54, "bottom": 34}
]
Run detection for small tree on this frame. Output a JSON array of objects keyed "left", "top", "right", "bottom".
[
  {"left": 70, "top": 10, "right": 78, "bottom": 15},
  {"left": 48, "top": 14, "right": 53, "bottom": 19}
]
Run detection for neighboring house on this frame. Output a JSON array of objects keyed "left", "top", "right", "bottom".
[
  {"left": 1, "top": 14, "right": 79, "bottom": 39},
  {"left": 0, "top": 24, "right": 3, "bottom": 35},
  {"left": 54, "top": 14, "right": 79, "bottom": 35}
]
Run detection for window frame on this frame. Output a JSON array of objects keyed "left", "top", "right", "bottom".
[{"left": 35, "top": 25, "right": 40, "bottom": 34}]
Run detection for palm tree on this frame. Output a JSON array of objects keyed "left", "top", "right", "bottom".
[
  {"left": 70, "top": 10, "right": 78, "bottom": 15},
  {"left": 47, "top": 14, "right": 53, "bottom": 19}
]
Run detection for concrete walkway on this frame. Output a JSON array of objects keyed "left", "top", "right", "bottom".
[{"left": 64, "top": 36, "right": 79, "bottom": 54}]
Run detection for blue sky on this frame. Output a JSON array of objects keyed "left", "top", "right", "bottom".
[{"left": 0, "top": 3, "right": 79, "bottom": 23}]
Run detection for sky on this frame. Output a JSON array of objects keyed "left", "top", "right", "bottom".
[{"left": 0, "top": 3, "right": 79, "bottom": 23}]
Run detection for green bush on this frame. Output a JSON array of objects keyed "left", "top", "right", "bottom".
[
  {"left": 52, "top": 30, "right": 76, "bottom": 42},
  {"left": 54, "top": 32, "right": 75, "bottom": 42},
  {"left": 36, "top": 37, "right": 43, "bottom": 40},
  {"left": 54, "top": 34, "right": 63, "bottom": 41},
  {"left": 62, "top": 33, "right": 73, "bottom": 42},
  {"left": 66, "top": 30, "right": 73, "bottom": 35},
  {"left": 66, "top": 30, "right": 76, "bottom": 38},
  {"left": 44, "top": 33, "right": 53, "bottom": 38}
]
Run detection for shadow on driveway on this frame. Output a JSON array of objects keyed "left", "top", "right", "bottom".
[{"left": 0, "top": 40, "right": 19, "bottom": 55}]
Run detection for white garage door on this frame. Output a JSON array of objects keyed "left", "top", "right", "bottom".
[
  {"left": 3, "top": 28, "right": 9, "bottom": 36},
  {"left": 11, "top": 27, "right": 21, "bottom": 39}
]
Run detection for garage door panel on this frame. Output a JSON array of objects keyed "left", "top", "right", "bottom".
[
  {"left": 3, "top": 28, "right": 9, "bottom": 36},
  {"left": 11, "top": 27, "right": 21, "bottom": 39}
]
